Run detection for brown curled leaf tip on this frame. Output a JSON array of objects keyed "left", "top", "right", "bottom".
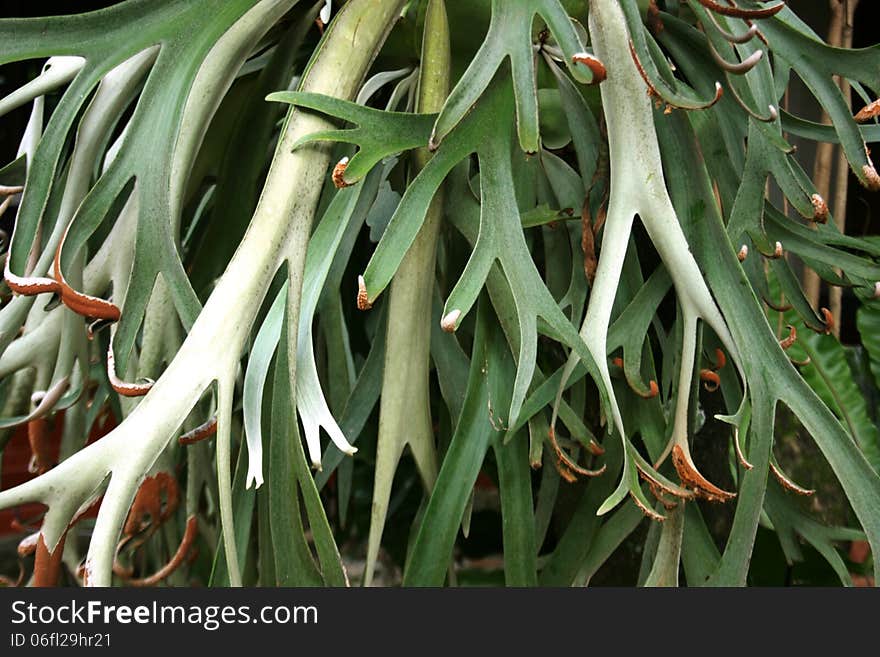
[
  {"left": 127, "top": 516, "right": 198, "bottom": 587},
  {"left": 548, "top": 425, "right": 606, "bottom": 478},
  {"left": 179, "top": 417, "right": 218, "bottom": 445},
  {"left": 628, "top": 41, "right": 722, "bottom": 111},
  {"left": 854, "top": 98, "right": 880, "bottom": 123},
  {"left": 52, "top": 226, "right": 121, "bottom": 321},
  {"left": 770, "top": 460, "right": 815, "bottom": 496},
  {"left": 332, "top": 157, "right": 351, "bottom": 188},
  {"left": 356, "top": 275, "right": 371, "bottom": 310},
  {"left": 648, "top": 482, "right": 680, "bottom": 510},
  {"left": 633, "top": 379, "right": 659, "bottom": 399},
  {"left": 635, "top": 461, "right": 695, "bottom": 500},
  {"left": 820, "top": 307, "right": 834, "bottom": 335},
  {"left": 695, "top": 0, "right": 785, "bottom": 19},
  {"left": 699, "top": 369, "right": 720, "bottom": 392},
  {"left": 762, "top": 295, "right": 792, "bottom": 312},
  {"left": 107, "top": 344, "right": 153, "bottom": 397},
  {"left": 862, "top": 164, "right": 880, "bottom": 191},
  {"left": 734, "top": 428, "right": 754, "bottom": 470},
  {"left": 672, "top": 445, "right": 736, "bottom": 502},
  {"left": 811, "top": 194, "right": 829, "bottom": 223},
  {"left": 779, "top": 324, "right": 797, "bottom": 350},
  {"left": 587, "top": 439, "right": 605, "bottom": 456},
  {"left": 17, "top": 532, "right": 40, "bottom": 558},
  {"left": 629, "top": 491, "right": 665, "bottom": 522},
  {"left": 571, "top": 52, "right": 606, "bottom": 84}
]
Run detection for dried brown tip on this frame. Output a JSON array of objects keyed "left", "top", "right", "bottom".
[
  {"left": 27, "top": 417, "right": 54, "bottom": 475},
  {"left": 647, "top": 481, "right": 679, "bottom": 510},
  {"left": 635, "top": 461, "right": 695, "bottom": 501},
  {"left": 695, "top": 0, "right": 785, "bottom": 19},
  {"left": 770, "top": 460, "right": 815, "bottom": 496},
  {"left": 699, "top": 369, "right": 721, "bottom": 392},
  {"left": 672, "top": 445, "right": 736, "bottom": 502},
  {"left": 179, "top": 417, "right": 218, "bottom": 445},
  {"left": 551, "top": 454, "right": 578, "bottom": 483},
  {"left": 733, "top": 427, "right": 754, "bottom": 470},
  {"left": 629, "top": 41, "right": 722, "bottom": 112},
  {"left": 820, "top": 307, "right": 834, "bottom": 335},
  {"left": 17, "top": 532, "right": 40, "bottom": 558},
  {"left": 107, "top": 343, "right": 153, "bottom": 397},
  {"left": 779, "top": 324, "right": 797, "bottom": 350},
  {"left": 52, "top": 224, "right": 121, "bottom": 321},
  {"left": 636, "top": 379, "right": 660, "bottom": 399},
  {"left": 762, "top": 295, "right": 792, "bottom": 312},
  {"left": 356, "top": 275, "right": 371, "bottom": 310},
  {"left": 332, "top": 157, "right": 351, "bottom": 189},
  {"left": 0, "top": 184, "right": 24, "bottom": 197},
  {"left": 854, "top": 99, "right": 880, "bottom": 123},
  {"left": 629, "top": 490, "right": 666, "bottom": 522},
  {"left": 811, "top": 194, "right": 829, "bottom": 223},
  {"left": 862, "top": 164, "right": 880, "bottom": 191},
  {"left": 571, "top": 53, "right": 606, "bottom": 84},
  {"left": 548, "top": 426, "right": 606, "bottom": 478},
  {"left": 440, "top": 309, "right": 461, "bottom": 333},
  {"left": 33, "top": 533, "right": 67, "bottom": 587},
  {"left": 713, "top": 348, "right": 727, "bottom": 370},
  {"left": 127, "top": 515, "right": 199, "bottom": 587},
  {"left": 587, "top": 439, "right": 605, "bottom": 456},
  {"left": 737, "top": 244, "right": 748, "bottom": 261}
]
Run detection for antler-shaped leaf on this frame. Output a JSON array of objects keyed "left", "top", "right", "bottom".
[
  {"left": 268, "top": 91, "right": 435, "bottom": 185},
  {"left": 431, "top": 0, "right": 601, "bottom": 153}
]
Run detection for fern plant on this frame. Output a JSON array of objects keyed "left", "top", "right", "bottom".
[{"left": 0, "top": 0, "right": 878, "bottom": 587}]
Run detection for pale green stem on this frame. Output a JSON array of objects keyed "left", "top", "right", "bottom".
[
  {"left": 644, "top": 502, "right": 685, "bottom": 587},
  {"left": 364, "top": 0, "right": 450, "bottom": 587}
]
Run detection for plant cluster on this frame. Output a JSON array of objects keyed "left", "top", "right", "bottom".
[{"left": 0, "top": 0, "right": 878, "bottom": 587}]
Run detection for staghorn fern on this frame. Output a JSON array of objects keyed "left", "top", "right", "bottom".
[{"left": 0, "top": 0, "right": 878, "bottom": 588}]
